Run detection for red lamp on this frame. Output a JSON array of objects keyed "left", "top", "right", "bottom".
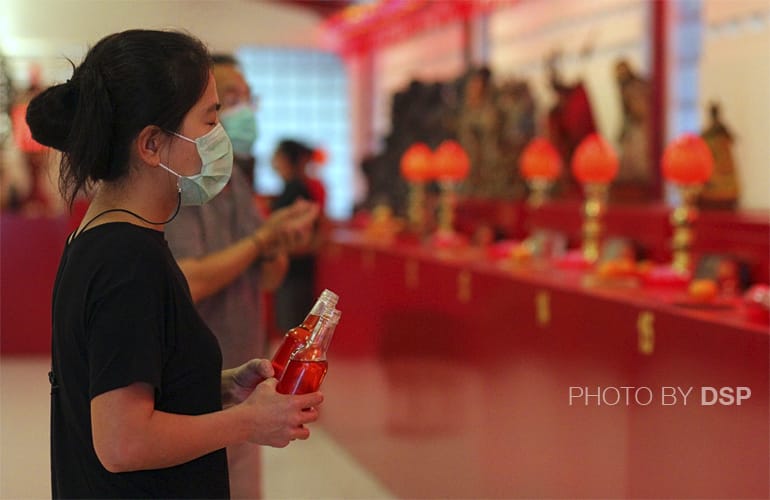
[
  {"left": 400, "top": 143, "right": 434, "bottom": 182},
  {"left": 433, "top": 140, "right": 470, "bottom": 181},
  {"left": 662, "top": 133, "right": 714, "bottom": 185},
  {"left": 520, "top": 138, "right": 562, "bottom": 207},
  {"left": 431, "top": 140, "right": 469, "bottom": 248},
  {"left": 662, "top": 133, "right": 715, "bottom": 273},
  {"left": 570, "top": 133, "right": 618, "bottom": 263},
  {"left": 400, "top": 142, "right": 434, "bottom": 232},
  {"left": 521, "top": 138, "right": 562, "bottom": 180},
  {"left": 571, "top": 133, "right": 619, "bottom": 184}
]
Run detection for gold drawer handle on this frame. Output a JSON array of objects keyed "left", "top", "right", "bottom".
[
  {"left": 457, "top": 270, "right": 472, "bottom": 303},
  {"left": 535, "top": 290, "right": 551, "bottom": 327},
  {"left": 637, "top": 311, "right": 655, "bottom": 355}
]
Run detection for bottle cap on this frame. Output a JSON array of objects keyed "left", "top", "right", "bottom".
[{"left": 319, "top": 288, "right": 340, "bottom": 307}]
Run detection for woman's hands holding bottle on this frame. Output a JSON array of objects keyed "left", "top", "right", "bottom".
[
  {"left": 222, "top": 359, "right": 274, "bottom": 408},
  {"left": 224, "top": 358, "right": 323, "bottom": 447},
  {"left": 235, "top": 376, "right": 323, "bottom": 448}
]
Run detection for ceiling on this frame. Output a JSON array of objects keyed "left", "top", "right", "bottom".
[{"left": 276, "top": 0, "right": 355, "bottom": 18}]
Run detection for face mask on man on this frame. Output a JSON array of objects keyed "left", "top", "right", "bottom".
[
  {"left": 220, "top": 103, "right": 257, "bottom": 157},
  {"left": 159, "top": 122, "right": 233, "bottom": 205}
]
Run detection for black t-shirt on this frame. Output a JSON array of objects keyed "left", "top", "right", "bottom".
[
  {"left": 50, "top": 223, "right": 229, "bottom": 499},
  {"left": 271, "top": 178, "right": 312, "bottom": 212},
  {"left": 272, "top": 179, "right": 315, "bottom": 277}
]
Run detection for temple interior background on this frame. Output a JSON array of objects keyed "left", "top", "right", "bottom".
[{"left": 2, "top": 1, "right": 769, "bottom": 498}]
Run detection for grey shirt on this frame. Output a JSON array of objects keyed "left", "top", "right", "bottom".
[{"left": 165, "top": 166, "right": 265, "bottom": 368}]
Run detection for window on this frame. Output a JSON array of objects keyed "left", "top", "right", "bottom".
[{"left": 236, "top": 48, "right": 352, "bottom": 220}]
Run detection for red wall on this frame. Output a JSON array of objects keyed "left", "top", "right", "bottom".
[{"left": 1, "top": 215, "right": 70, "bottom": 355}]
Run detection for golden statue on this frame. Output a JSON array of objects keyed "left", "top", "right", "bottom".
[{"left": 700, "top": 102, "right": 739, "bottom": 210}]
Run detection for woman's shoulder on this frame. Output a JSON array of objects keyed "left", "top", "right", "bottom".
[
  {"left": 75, "top": 221, "right": 163, "bottom": 243},
  {"left": 70, "top": 222, "right": 169, "bottom": 270}
]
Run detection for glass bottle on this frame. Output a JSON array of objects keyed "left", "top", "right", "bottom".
[
  {"left": 276, "top": 309, "right": 341, "bottom": 395},
  {"left": 271, "top": 289, "right": 339, "bottom": 379}
]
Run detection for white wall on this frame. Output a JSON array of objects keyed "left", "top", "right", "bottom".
[
  {"left": 489, "top": 0, "right": 769, "bottom": 210},
  {"left": 345, "top": 52, "right": 374, "bottom": 205},
  {"left": 489, "top": 0, "right": 649, "bottom": 145},
  {"left": 1, "top": 0, "right": 322, "bottom": 86}
]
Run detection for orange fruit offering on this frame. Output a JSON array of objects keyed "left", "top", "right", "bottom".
[
  {"left": 510, "top": 244, "right": 533, "bottom": 263},
  {"left": 688, "top": 279, "right": 718, "bottom": 302},
  {"left": 597, "top": 258, "right": 636, "bottom": 278}
]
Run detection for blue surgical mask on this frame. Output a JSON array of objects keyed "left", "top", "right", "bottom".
[
  {"left": 159, "top": 123, "right": 233, "bottom": 205},
  {"left": 220, "top": 104, "right": 257, "bottom": 156}
]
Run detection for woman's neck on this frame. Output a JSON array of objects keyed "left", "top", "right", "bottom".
[{"left": 79, "top": 181, "right": 176, "bottom": 233}]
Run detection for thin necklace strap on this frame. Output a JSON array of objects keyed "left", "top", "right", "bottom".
[{"left": 72, "top": 192, "right": 182, "bottom": 241}]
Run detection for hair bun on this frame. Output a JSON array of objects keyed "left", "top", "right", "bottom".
[{"left": 25, "top": 82, "right": 78, "bottom": 151}]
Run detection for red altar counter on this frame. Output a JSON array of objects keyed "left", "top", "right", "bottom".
[
  {"left": 1, "top": 214, "right": 71, "bottom": 355},
  {"left": 316, "top": 229, "right": 769, "bottom": 499},
  {"left": 455, "top": 199, "right": 770, "bottom": 282}
]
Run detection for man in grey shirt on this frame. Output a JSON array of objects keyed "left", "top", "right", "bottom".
[
  {"left": 166, "top": 164, "right": 281, "bottom": 366},
  {"left": 165, "top": 56, "right": 318, "bottom": 499}
]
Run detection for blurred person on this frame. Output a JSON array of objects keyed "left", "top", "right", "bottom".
[
  {"left": 26, "top": 29, "right": 322, "bottom": 499},
  {"left": 700, "top": 102, "right": 739, "bottom": 210},
  {"left": 271, "top": 139, "right": 328, "bottom": 332},
  {"left": 164, "top": 55, "right": 318, "bottom": 499},
  {"left": 9, "top": 72, "right": 64, "bottom": 215},
  {"left": 614, "top": 58, "right": 653, "bottom": 201},
  {"left": 0, "top": 53, "right": 27, "bottom": 211},
  {"left": 0, "top": 135, "right": 32, "bottom": 211},
  {"left": 457, "top": 66, "right": 503, "bottom": 197},
  {"left": 545, "top": 52, "right": 597, "bottom": 197},
  {"left": 497, "top": 78, "right": 536, "bottom": 198}
]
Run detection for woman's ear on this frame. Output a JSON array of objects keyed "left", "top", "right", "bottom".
[{"left": 135, "top": 125, "right": 164, "bottom": 166}]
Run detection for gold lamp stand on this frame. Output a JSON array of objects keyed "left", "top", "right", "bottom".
[
  {"left": 670, "top": 184, "right": 702, "bottom": 274},
  {"left": 526, "top": 179, "right": 554, "bottom": 208},
  {"left": 407, "top": 182, "right": 425, "bottom": 233},
  {"left": 581, "top": 182, "right": 609, "bottom": 263}
]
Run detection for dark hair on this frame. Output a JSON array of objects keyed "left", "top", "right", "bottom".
[
  {"left": 25, "top": 29, "right": 211, "bottom": 207},
  {"left": 275, "top": 139, "right": 314, "bottom": 170},
  {"left": 211, "top": 53, "right": 239, "bottom": 66}
]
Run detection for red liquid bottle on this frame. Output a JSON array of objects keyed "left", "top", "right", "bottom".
[
  {"left": 271, "top": 289, "right": 338, "bottom": 379},
  {"left": 276, "top": 309, "right": 341, "bottom": 395}
]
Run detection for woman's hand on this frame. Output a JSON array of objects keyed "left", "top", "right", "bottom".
[
  {"left": 91, "top": 376, "right": 323, "bottom": 472},
  {"left": 221, "top": 359, "right": 274, "bottom": 408},
  {"left": 235, "top": 378, "right": 323, "bottom": 448}
]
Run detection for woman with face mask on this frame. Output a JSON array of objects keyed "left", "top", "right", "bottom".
[
  {"left": 26, "top": 30, "right": 322, "bottom": 499},
  {"left": 163, "top": 55, "right": 307, "bottom": 499}
]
